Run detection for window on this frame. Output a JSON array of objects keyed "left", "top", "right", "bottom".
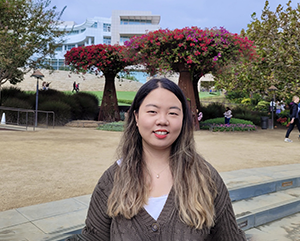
[
  {"left": 120, "top": 36, "right": 131, "bottom": 44},
  {"left": 81, "top": 28, "right": 86, "bottom": 33},
  {"left": 103, "top": 36, "right": 111, "bottom": 44},
  {"left": 67, "top": 44, "right": 76, "bottom": 50},
  {"left": 91, "top": 22, "right": 98, "bottom": 28},
  {"left": 103, "top": 23, "right": 111, "bottom": 32},
  {"left": 68, "top": 30, "right": 79, "bottom": 35},
  {"left": 120, "top": 19, "right": 151, "bottom": 25},
  {"left": 55, "top": 45, "right": 62, "bottom": 51}
]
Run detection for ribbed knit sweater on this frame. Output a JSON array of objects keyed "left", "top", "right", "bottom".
[{"left": 67, "top": 162, "right": 246, "bottom": 241}]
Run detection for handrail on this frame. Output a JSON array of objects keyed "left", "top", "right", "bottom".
[{"left": 0, "top": 106, "right": 55, "bottom": 130}]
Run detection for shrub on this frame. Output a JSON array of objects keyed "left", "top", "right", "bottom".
[
  {"left": 71, "top": 92, "right": 99, "bottom": 120},
  {"left": 200, "top": 118, "right": 257, "bottom": 132},
  {"left": 200, "top": 102, "right": 225, "bottom": 121},
  {"left": 1, "top": 98, "right": 33, "bottom": 124},
  {"left": 39, "top": 101, "right": 71, "bottom": 125},
  {"left": 255, "top": 100, "right": 269, "bottom": 111}
]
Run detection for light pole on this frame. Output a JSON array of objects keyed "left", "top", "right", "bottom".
[
  {"left": 268, "top": 85, "right": 278, "bottom": 129},
  {"left": 31, "top": 70, "right": 44, "bottom": 127}
]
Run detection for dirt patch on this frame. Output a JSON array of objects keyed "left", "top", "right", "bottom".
[{"left": 0, "top": 125, "right": 300, "bottom": 212}]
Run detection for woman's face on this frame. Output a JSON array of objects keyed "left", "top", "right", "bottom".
[{"left": 135, "top": 87, "right": 183, "bottom": 152}]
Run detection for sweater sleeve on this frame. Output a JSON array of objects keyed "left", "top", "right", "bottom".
[
  {"left": 68, "top": 164, "right": 116, "bottom": 241},
  {"left": 208, "top": 164, "right": 246, "bottom": 241}
]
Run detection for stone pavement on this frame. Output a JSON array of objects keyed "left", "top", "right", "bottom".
[{"left": 0, "top": 163, "right": 299, "bottom": 241}]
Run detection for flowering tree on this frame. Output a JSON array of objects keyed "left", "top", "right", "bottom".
[
  {"left": 65, "top": 44, "right": 130, "bottom": 121},
  {"left": 125, "top": 27, "right": 257, "bottom": 129}
]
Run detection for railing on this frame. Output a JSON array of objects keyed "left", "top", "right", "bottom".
[{"left": 0, "top": 106, "right": 55, "bottom": 131}]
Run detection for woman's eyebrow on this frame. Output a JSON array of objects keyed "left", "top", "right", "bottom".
[
  {"left": 145, "top": 104, "right": 159, "bottom": 108},
  {"left": 170, "top": 106, "right": 181, "bottom": 111}
]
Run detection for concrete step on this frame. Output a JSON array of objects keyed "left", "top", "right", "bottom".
[
  {"left": 245, "top": 212, "right": 300, "bottom": 241},
  {"left": 234, "top": 186, "right": 300, "bottom": 232}
]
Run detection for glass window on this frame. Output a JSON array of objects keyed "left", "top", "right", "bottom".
[
  {"left": 67, "top": 45, "right": 76, "bottom": 50},
  {"left": 55, "top": 45, "right": 62, "bottom": 51},
  {"left": 103, "top": 36, "right": 111, "bottom": 44},
  {"left": 120, "top": 19, "right": 152, "bottom": 25},
  {"left": 68, "top": 30, "right": 79, "bottom": 35},
  {"left": 120, "top": 36, "right": 131, "bottom": 45},
  {"left": 103, "top": 23, "right": 111, "bottom": 32},
  {"left": 91, "top": 22, "right": 98, "bottom": 28}
]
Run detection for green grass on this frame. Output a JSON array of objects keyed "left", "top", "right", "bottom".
[{"left": 97, "top": 121, "right": 125, "bottom": 131}]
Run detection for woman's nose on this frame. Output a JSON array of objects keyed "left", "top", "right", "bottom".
[{"left": 156, "top": 114, "right": 169, "bottom": 125}]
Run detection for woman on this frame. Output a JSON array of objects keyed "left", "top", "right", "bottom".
[
  {"left": 284, "top": 95, "right": 300, "bottom": 143},
  {"left": 68, "top": 78, "right": 245, "bottom": 240},
  {"left": 224, "top": 107, "right": 232, "bottom": 124}
]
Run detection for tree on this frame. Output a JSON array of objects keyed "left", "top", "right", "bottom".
[
  {"left": 0, "top": 0, "right": 66, "bottom": 104},
  {"left": 125, "top": 27, "right": 256, "bottom": 129},
  {"left": 219, "top": 1, "right": 300, "bottom": 98},
  {"left": 65, "top": 44, "right": 131, "bottom": 121}
]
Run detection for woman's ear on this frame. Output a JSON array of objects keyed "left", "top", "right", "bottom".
[{"left": 134, "top": 110, "right": 139, "bottom": 126}]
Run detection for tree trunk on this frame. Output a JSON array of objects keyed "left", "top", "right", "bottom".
[
  {"left": 98, "top": 73, "right": 120, "bottom": 122},
  {"left": 177, "top": 64, "right": 199, "bottom": 130},
  {"left": 192, "top": 76, "right": 201, "bottom": 114}
]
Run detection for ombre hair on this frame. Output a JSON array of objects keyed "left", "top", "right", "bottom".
[{"left": 107, "top": 78, "right": 216, "bottom": 229}]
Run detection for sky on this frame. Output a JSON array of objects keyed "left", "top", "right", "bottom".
[{"left": 49, "top": 0, "right": 297, "bottom": 34}]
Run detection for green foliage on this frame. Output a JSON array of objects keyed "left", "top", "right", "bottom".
[
  {"left": 97, "top": 122, "right": 125, "bottom": 132},
  {"left": 72, "top": 92, "right": 99, "bottom": 120},
  {"left": 200, "top": 118, "right": 257, "bottom": 132},
  {"left": 242, "top": 0, "right": 300, "bottom": 98},
  {"left": 255, "top": 100, "right": 269, "bottom": 111},
  {"left": 0, "top": 0, "right": 66, "bottom": 86},
  {"left": 202, "top": 117, "right": 254, "bottom": 125},
  {"left": 2, "top": 97, "right": 33, "bottom": 124},
  {"left": 241, "top": 98, "right": 251, "bottom": 105},
  {"left": 39, "top": 101, "right": 71, "bottom": 125},
  {"left": 200, "top": 102, "right": 225, "bottom": 121},
  {"left": 0, "top": 87, "right": 99, "bottom": 125}
]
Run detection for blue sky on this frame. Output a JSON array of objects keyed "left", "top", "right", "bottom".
[{"left": 50, "top": 0, "right": 297, "bottom": 34}]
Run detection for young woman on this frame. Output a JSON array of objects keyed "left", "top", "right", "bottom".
[{"left": 68, "top": 78, "right": 245, "bottom": 240}]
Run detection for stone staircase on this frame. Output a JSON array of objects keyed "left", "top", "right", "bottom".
[{"left": 232, "top": 176, "right": 300, "bottom": 240}]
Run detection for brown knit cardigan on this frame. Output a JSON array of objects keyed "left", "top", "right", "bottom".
[{"left": 66, "top": 162, "right": 246, "bottom": 241}]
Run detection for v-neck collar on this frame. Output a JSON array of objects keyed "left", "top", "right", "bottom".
[{"left": 137, "top": 188, "right": 176, "bottom": 226}]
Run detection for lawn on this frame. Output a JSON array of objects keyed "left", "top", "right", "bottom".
[{"left": 77, "top": 91, "right": 222, "bottom": 105}]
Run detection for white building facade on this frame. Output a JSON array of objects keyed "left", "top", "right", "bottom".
[{"left": 49, "top": 10, "right": 160, "bottom": 70}]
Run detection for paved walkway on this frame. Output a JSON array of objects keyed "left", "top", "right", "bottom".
[{"left": 0, "top": 163, "right": 300, "bottom": 241}]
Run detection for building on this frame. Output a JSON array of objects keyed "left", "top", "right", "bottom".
[{"left": 49, "top": 10, "right": 160, "bottom": 70}]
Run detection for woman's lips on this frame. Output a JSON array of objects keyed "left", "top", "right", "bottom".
[{"left": 154, "top": 130, "right": 168, "bottom": 139}]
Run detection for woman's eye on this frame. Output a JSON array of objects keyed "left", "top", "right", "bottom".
[
  {"left": 147, "top": 110, "right": 156, "bottom": 114},
  {"left": 169, "top": 112, "right": 178, "bottom": 116}
]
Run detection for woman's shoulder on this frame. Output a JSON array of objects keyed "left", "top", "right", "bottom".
[
  {"left": 203, "top": 160, "right": 222, "bottom": 183},
  {"left": 95, "top": 162, "right": 119, "bottom": 193}
]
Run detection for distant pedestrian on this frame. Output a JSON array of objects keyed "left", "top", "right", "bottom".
[
  {"left": 72, "top": 81, "right": 76, "bottom": 92},
  {"left": 75, "top": 83, "right": 80, "bottom": 93},
  {"left": 224, "top": 107, "right": 232, "bottom": 124},
  {"left": 284, "top": 96, "right": 300, "bottom": 143}
]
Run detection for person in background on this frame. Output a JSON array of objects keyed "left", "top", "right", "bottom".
[
  {"left": 66, "top": 78, "right": 245, "bottom": 240},
  {"left": 284, "top": 96, "right": 300, "bottom": 143},
  {"left": 276, "top": 101, "right": 281, "bottom": 115},
  {"left": 72, "top": 81, "right": 76, "bottom": 92},
  {"left": 224, "top": 107, "right": 232, "bottom": 124}
]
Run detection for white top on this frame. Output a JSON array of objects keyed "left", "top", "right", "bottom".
[
  {"left": 116, "top": 160, "right": 168, "bottom": 220},
  {"left": 144, "top": 195, "right": 168, "bottom": 220}
]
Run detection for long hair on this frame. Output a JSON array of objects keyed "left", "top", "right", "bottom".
[{"left": 107, "top": 78, "right": 216, "bottom": 229}]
